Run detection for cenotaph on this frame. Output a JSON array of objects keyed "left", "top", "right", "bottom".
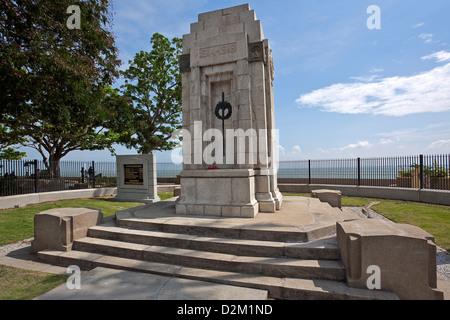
[{"left": 176, "top": 4, "right": 282, "bottom": 218}]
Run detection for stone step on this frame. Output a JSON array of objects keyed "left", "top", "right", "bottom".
[
  {"left": 37, "top": 249, "right": 398, "bottom": 300},
  {"left": 115, "top": 217, "right": 311, "bottom": 242},
  {"left": 87, "top": 225, "right": 341, "bottom": 260},
  {"left": 72, "top": 237, "right": 346, "bottom": 281}
]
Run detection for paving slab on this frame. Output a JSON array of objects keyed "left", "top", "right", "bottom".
[{"left": 34, "top": 267, "right": 268, "bottom": 300}]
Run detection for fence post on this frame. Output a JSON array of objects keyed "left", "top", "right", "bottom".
[
  {"left": 357, "top": 157, "right": 361, "bottom": 186},
  {"left": 92, "top": 161, "right": 96, "bottom": 188},
  {"left": 308, "top": 160, "right": 311, "bottom": 185},
  {"left": 34, "top": 159, "right": 38, "bottom": 193},
  {"left": 419, "top": 154, "right": 424, "bottom": 189}
]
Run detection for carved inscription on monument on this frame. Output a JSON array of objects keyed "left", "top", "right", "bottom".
[
  {"left": 199, "top": 43, "right": 237, "bottom": 59},
  {"left": 124, "top": 164, "right": 144, "bottom": 185}
]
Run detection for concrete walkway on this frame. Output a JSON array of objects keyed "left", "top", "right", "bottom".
[
  {"left": 35, "top": 267, "right": 268, "bottom": 300},
  {"left": 0, "top": 241, "right": 268, "bottom": 300}
]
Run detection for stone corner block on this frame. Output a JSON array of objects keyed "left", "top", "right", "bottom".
[
  {"left": 336, "top": 219, "right": 444, "bottom": 300},
  {"left": 32, "top": 207, "right": 103, "bottom": 253},
  {"left": 311, "top": 189, "right": 342, "bottom": 208}
]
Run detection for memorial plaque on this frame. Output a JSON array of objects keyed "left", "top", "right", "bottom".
[{"left": 124, "top": 164, "right": 144, "bottom": 185}]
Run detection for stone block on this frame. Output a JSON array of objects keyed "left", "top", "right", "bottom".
[
  {"left": 311, "top": 189, "right": 342, "bottom": 209},
  {"left": 197, "top": 177, "right": 232, "bottom": 205},
  {"left": 175, "top": 203, "right": 187, "bottom": 215},
  {"left": 241, "top": 204, "right": 258, "bottom": 218},
  {"left": 32, "top": 207, "right": 102, "bottom": 253},
  {"left": 223, "top": 3, "right": 250, "bottom": 16},
  {"left": 173, "top": 186, "right": 181, "bottom": 197},
  {"left": 244, "top": 20, "right": 264, "bottom": 42},
  {"left": 198, "top": 8, "right": 223, "bottom": 22},
  {"left": 204, "top": 205, "right": 222, "bottom": 216},
  {"left": 190, "top": 21, "right": 204, "bottom": 33},
  {"left": 239, "top": 9, "right": 256, "bottom": 24},
  {"left": 222, "top": 206, "right": 241, "bottom": 217},
  {"left": 180, "top": 178, "right": 196, "bottom": 203},
  {"left": 337, "top": 219, "right": 444, "bottom": 300}
]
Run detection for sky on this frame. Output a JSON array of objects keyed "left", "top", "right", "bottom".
[{"left": 22, "top": 0, "right": 450, "bottom": 163}]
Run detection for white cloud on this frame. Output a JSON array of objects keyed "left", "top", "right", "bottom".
[
  {"left": 412, "top": 22, "right": 425, "bottom": 29},
  {"left": 369, "top": 68, "right": 384, "bottom": 73},
  {"left": 419, "top": 33, "right": 435, "bottom": 44},
  {"left": 349, "top": 74, "right": 379, "bottom": 82},
  {"left": 427, "top": 139, "right": 450, "bottom": 150},
  {"left": 278, "top": 145, "right": 302, "bottom": 160},
  {"left": 421, "top": 51, "right": 450, "bottom": 63},
  {"left": 379, "top": 138, "right": 395, "bottom": 145},
  {"left": 297, "top": 51, "right": 450, "bottom": 117},
  {"left": 339, "top": 141, "right": 372, "bottom": 151}
]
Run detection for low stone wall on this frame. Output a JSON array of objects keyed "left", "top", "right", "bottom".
[
  {"left": 279, "top": 184, "right": 450, "bottom": 206},
  {"left": 0, "top": 185, "right": 182, "bottom": 210},
  {"left": 0, "top": 188, "right": 117, "bottom": 210}
]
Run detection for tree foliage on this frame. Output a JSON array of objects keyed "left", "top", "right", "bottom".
[
  {"left": 0, "top": 0, "right": 122, "bottom": 173},
  {"left": 119, "top": 33, "right": 182, "bottom": 154}
]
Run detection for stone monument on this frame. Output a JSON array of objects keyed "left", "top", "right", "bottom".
[
  {"left": 176, "top": 4, "right": 282, "bottom": 218},
  {"left": 116, "top": 154, "right": 160, "bottom": 203}
]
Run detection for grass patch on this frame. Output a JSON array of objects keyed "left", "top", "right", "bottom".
[
  {"left": 0, "top": 194, "right": 174, "bottom": 247},
  {"left": 158, "top": 192, "right": 176, "bottom": 201},
  {"left": 283, "top": 193, "right": 450, "bottom": 251},
  {"left": 372, "top": 200, "right": 450, "bottom": 251},
  {"left": 0, "top": 265, "right": 68, "bottom": 300}
]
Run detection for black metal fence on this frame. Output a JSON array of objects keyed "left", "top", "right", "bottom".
[
  {"left": 277, "top": 154, "right": 450, "bottom": 190},
  {"left": 1, "top": 154, "right": 449, "bottom": 197},
  {"left": 0, "top": 159, "right": 117, "bottom": 196}
]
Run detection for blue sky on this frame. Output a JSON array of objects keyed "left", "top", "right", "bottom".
[{"left": 23, "top": 0, "right": 450, "bottom": 162}]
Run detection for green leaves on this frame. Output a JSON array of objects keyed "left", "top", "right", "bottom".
[
  {"left": 119, "top": 33, "right": 182, "bottom": 154},
  {"left": 0, "top": 0, "right": 122, "bottom": 167}
]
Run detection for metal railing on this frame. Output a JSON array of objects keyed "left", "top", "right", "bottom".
[
  {"left": 277, "top": 154, "right": 450, "bottom": 190},
  {"left": 1, "top": 154, "right": 449, "bottom": 197},
  {"left": 0, "top": 159, "right": 117, "bottom": 196}
]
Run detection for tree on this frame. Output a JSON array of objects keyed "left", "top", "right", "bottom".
[
  {"left": 0, "top": 0, "right": 123, "bottom": 175},
  {"left": 119, "top": 33, "right": 182, "bottom": 154}
]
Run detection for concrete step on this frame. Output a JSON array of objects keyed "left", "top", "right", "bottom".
[
  {"left": 115, "top": 217, "right": 311, "bottom": 242},
  {"left": 87, "top": 225, "right": 341, "bottom": 260},
  {"left": 72, "top": 237, "right": 346, "bottom": 281},
  {"left": 37, "top": 249, "right": 398, "bottom": 300}
]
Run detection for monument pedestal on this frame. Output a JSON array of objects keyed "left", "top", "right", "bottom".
[{"left": 176, "top": 169, "right": 259, "bottom": 218}]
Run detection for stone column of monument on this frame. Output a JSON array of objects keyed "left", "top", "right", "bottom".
[{"left": 176, "top": 4, "right": 282, "bottom": 218}]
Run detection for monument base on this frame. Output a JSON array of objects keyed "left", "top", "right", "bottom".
[{"left": 176, "top": 169, "right": 259, "bottom": 218}]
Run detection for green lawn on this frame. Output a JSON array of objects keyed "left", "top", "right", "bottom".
[
  {"left": 0, "top": 192, "right": 175, "bottom": 247},
  {"left": 283, "top": 193, "right": 450, "bottom": 252},
  {"left": 0, "top": 265, "right": 68, "bottom": 300}
]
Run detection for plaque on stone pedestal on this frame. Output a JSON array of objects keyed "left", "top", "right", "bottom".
[
  {"left": 176, "top": 4, "right": 282, "bottom": 218},
  {"left": 116, "top": 154, "right": 160, "bottom": 203}
]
